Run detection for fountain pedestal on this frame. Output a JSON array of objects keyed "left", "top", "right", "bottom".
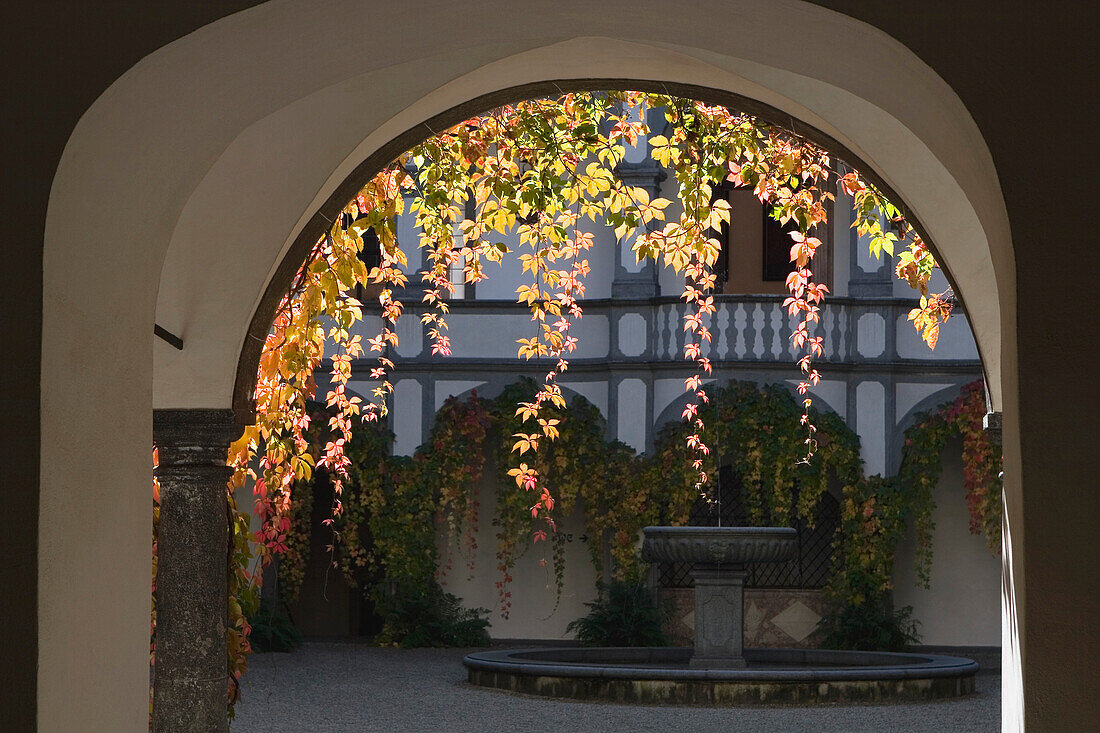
[
  {"left": 641, "top": 526, "right": 797, "bottom": 668},
  {"left": 690, "top": 565, "right": 749, "bottom": 667}
]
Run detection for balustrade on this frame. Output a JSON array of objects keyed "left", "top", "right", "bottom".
[{"left": 350, "top": 295, "right": 976, "bottom": 367}]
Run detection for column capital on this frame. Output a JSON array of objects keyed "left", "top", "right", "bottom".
[
  {"left": 983, "top": 411, "right": 1003, "bottom": 449},
  {"left": 154, "top": 408, "right": 243, "bottom": 467}
]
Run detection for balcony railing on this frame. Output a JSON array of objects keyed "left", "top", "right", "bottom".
[{"left": 352, "top": 294, "right": 980, "bottom": 369}]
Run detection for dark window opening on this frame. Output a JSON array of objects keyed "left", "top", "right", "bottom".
[
  {"left": 762, "top": 207, "right": 800, "bottom": 282},
  {"left": 358, "top": 225, "right": 383, "bottom": 272},
  {"left": 352, "top": 224, "right": 382, "bottom": 304},
  {"left": 711, "top": 182, "right": 733, "bottom": 289}
]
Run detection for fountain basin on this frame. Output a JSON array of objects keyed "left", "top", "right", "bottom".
[{"left": 463, "top": 646, "right": 978, "bottom": 704}]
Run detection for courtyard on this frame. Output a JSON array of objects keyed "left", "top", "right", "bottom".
[{"left": 232, "top": 643, "right": 1000, "bottom": 732}]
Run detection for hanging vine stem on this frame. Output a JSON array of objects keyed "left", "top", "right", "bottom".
[
  {"left": 201, "top": 89, "right": 969, "bottom": 703},
  {"left": 232, "top": 88, "right": 954, "bottom": 626},
  {"left": 629, "top": 94, "right": 732, "bottom": 494}
]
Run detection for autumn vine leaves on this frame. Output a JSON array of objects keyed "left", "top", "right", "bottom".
[{"left": 230, "top": 89, "right": 950, "bottom": 598}]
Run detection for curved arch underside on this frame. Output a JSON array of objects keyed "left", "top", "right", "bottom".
[
  {"left": 46, "top": 1, "right": 1011, "bottom": 415},
  {"left": 39, "top": 1, "right": 1016, "bottom": 730}
]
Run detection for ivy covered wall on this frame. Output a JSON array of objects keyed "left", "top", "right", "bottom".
[{"left": 268, "top": 378, "right": 999, "bottom": 646}]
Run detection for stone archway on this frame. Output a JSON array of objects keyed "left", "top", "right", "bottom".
[{"left": 40, "top": 2, "right": 1022, "bottom": 730}]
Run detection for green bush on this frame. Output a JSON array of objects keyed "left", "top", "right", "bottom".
[
  {"left": 567, "top": 581, "right": 668, "bottom": 647},
  {"left": 375, "top": 581, "right": 491, "bottom": 648},
  {"left": 246, "top": 597, "right": 302, "bottom": 653},
  {"left": 815, "top": 595, "right": 921, "bottom": 652}
]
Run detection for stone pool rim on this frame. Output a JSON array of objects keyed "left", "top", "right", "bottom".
[{"left": 463, "top": 647, "right": 978, "bottom": 682}]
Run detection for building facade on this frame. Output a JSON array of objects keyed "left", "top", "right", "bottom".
[{"left": 293, "top": 118, "right": 1000, "bottom": 648}]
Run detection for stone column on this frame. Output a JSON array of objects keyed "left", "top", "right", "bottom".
[
  {"left": 689, "top": 564, "right": 748, "bottom": 668},
  {"left": 153, "top": 409, "right": 242, "bottom": 733}
]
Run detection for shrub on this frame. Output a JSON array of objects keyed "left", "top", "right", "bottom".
[
  {"left": 246, "top": 597, "right": 302, "bottom": 653},
  {"left": 375, "top": 581, "right": 491, "bottom": 648},
  {"left": 815, "top": 595, "right": 920, "bottom": 652},
  {"left": 567, "top": 581, "right": 668, "bottom": 647}
]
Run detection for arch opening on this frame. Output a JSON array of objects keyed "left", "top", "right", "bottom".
[{"left": 39, "top": 4, "right": 1015, "bottom": 729}]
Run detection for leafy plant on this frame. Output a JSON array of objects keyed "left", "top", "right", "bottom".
[
  {"left": 231, "top": 88, "right": 951, "bottom": 581},
  {"left": 567, "top": 581, "right": 668, "bottom": 647},
  {"left": 815, "top": 594, "right": 921, "bottom": 652},
  {"left": 898, "top": 380, "right": 1002, "bottom": 556},
  {"left": 245, "top": 597, "right": 302, "bottom": 653},
  {"left": 374, "top": 581, "right": 491, "bottom": 648}
]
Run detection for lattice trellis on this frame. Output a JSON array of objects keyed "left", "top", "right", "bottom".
[{"left": 657, "top": 467, "right": 840, "bottom": 589}]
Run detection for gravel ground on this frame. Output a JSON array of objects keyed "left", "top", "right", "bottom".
[{"left": 232, "top": 642, "right": 1000, "bottom": 732}]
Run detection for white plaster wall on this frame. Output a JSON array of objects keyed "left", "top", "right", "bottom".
[
  {"left": 895, "top": 382, "right": 955, "bottom": 424},
  {"left": 352, "top": 315, "right": 386, "bottom": 344},
  {"left": 444, "top": 313, "right": 609, "bottom": 358},
  {"left": 469, "top": 228, "right": 522, "bottom": 300},
  {"left": 856, "top": 380, "right": 886, "bottom": 475},
  {"left": 617, "top": 379, "right": 648, "bottom": 451},
  {"left": 656, "top": 177, "right": 688, "bottom": 297},
  {"left": 392, "top": 380, "right": 422, "bottom": 456},
  {"left": 393, "top": 311, "right": 424, "bottom": 358},
  {"left": 467, "top": 224, "right": 618, "bottom": 301},
  {"left": 622, "top": 102, "right": 649, "bottom": 164},
  {"left": 653, "top": 377, "right": 713, "bottom": 424},
  {"left": 892, "top": 258, "right": 952, "bottom": 297},
  {"left": 856, "top": 312, "right": 886, "bottom": 358},
  {"left": 396, "top": 193, "right": 422, "bottom": 273},
  {"left": 438, "top": 467, "right": 599, "bottom": 640},
  {"left": 657, "top": 259, "right": 685, "bottom": 297},
  {"left": 897, "top": 312, "right": 980, "bottom": 360},
  {"left": 787, "top": 378, "right": 847, "bottom": 421},
  {"left": 559, "top": 380, "right": 609, "bottom": 417},
  {"left": 832, "top": 189, "right": 852, "bottom": 297},
  {"left": 620, "top": 228, "right": 646, "bottom": 273},
  {"left": 893, "top": 441, "right": 1001, "bottom": 646},
  {"left": 585, "top": 227, "right": 617, "bottom": 300},
  {"left": 434, "top": 380, "right": 489, "bottom": 410},
  {"left": 618, "top": 313, "right": 647, "bottom": 356},
  {"left": 856, "top": 217, "right": 887, "bottom": 274}
]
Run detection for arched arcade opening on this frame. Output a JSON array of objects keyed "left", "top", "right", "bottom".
[{"left": 40, "top": 3, "right": 1028, "bottom": 730}]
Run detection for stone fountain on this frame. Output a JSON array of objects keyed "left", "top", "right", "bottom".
[
  {"left": 463, "top": 524, "right": 978, "bottom": 705},
  {"left": 640, "top": 526, "right": 797, "bottom": 667}
]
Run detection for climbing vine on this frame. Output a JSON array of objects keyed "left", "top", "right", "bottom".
[
  {"left": 425, "top": 393, "right": 492, "bottom": 577},
  {"left": 898, "top": 380, "right": 1003, "bottom": 555},
  {"left": 271, "top": 376, "right": 1001, "bottom": 663},
  {"left": 231, "top": 90, "right": 950, "bottom": 571},
  {"left": 280, "top": 379, "right": 994, "bottom": 621},
  {"left": 197, "top": 89, "right": 969, "bottom": 710}
]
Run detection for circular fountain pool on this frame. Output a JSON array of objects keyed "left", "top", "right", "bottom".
[
  {"left": 465, "top": 525, "right": 977, "bottom": 704},
  {"left": 462, "top": 646, "right": 978, "bottom": 704}
]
